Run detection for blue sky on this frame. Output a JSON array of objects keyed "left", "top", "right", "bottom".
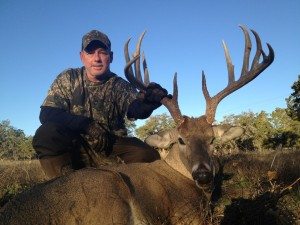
[{"left": 0, "top": 0, "right": 299, "bottom": 135}]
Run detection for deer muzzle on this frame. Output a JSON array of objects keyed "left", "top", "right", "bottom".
[{"left": 191, "top": 163, "right": 213, "bottom": 187}]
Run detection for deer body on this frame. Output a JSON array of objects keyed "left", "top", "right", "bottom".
[
  {"left": 0, "top": 117, "right": 239, "bottom": 225},
  {"left": 0, "top": 159, "right": 206, "bottom": 225}
]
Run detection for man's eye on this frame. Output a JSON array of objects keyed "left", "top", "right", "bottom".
[
  {"left": 99, "top": 51, "right": 108, "bottom": 55},
  {"left": 85, "top": 50, "right": 94, "bottom": 55}
]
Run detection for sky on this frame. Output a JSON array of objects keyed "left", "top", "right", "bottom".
[{"left": 0, "top": 0, "right": 299, "bottom": 136}]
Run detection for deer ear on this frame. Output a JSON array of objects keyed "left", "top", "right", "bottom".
[
  {"left": 212, "top": 125, "right": 244, "bottom": 143},
  {"left": 145, "top": 129, "right": 179, "bottom": 148}
]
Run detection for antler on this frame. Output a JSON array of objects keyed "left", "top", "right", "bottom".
[
  {"left": 124, "top": 32, "right": 183, "bottom": 124},
  {"left": 202, "top": 25, "right": 275, "bottom": 124}
]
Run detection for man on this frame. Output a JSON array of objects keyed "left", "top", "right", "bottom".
[{"left": 32, "top": 30, "right": 168, "bottom": 179}]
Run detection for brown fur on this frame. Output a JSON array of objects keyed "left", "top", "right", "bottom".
[{"left": 0, "top": 161, "right": 208, "bottom": 225}]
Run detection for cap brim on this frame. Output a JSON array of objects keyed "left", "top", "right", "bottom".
[{"left": 83, "top": 40, "right": 109, "bottom": 51}]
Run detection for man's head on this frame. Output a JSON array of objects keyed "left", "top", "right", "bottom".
[{"left": 80, "top": 30, "right": 113, "bottom": 82}]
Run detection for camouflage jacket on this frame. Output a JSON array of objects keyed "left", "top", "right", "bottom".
[{"left": 42, "top": 67, "right": 137, "bottom": 134}]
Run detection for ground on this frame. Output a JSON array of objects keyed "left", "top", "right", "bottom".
[{"left": 0, "top": 150, "right": 299, "bottom": 225}]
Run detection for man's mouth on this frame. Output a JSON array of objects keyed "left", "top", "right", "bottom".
[{"left": 92, "top": 65, "right": 103, "bottom": 70}]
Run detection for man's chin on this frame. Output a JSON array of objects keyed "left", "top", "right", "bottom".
[
  {"left": 85, "top": 68, "right": 110, "bottom": 81},
  {"left": 91, "top": 70, "right": 105, "bottom": 77},
  {"left": 92, "top": 71, "right": 110, "bottom": 80}
]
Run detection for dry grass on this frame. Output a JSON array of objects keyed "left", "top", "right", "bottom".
[
  {"left": 210, "top": 150, "right": 300, "bottom": 225},
  {"left": 0, "top": 159, "right": 47, "bottom": 207},
  {"left": 0, "top": 150, "right": 299, "bottom": 224}
]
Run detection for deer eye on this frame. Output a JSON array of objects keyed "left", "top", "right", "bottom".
[{"left": 178, "top": 137, "right": 186, "bottom": 145}]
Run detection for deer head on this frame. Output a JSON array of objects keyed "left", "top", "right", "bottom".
[{"left": 124, "top": 26, "right": 274, "bottom": 188}]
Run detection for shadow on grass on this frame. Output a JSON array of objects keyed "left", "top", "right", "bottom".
[
  {"left": 209, "top": 151, "right": 299, "bottom": 225},
  {"left": 220, "top": 191, "right": 297, "bottom": 225}
]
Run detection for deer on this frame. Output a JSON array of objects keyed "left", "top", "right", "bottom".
[{"left": 0, "top": 25, "right": 274, "bottom": 225}]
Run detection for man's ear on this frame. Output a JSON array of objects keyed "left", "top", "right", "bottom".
[
  {"left": 110, "top": 51, "right": 113, "bottom": 63},
  {"left": 80, "top": 51, "right": 84, "bottom": 63}
]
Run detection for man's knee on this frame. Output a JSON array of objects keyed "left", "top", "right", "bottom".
[
  {"left": 33, "top": 122, "right": 73, "bottom": 139},
  {"left": 32, "top": 122, "right": 76, "bottom": 158},
  {"left": 33, "top": 122, "right": 88, "bottom": 172}
]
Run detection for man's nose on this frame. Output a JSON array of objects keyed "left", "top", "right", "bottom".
[{"left": 93, "top": 52, "right": 102, "bottom": 61}]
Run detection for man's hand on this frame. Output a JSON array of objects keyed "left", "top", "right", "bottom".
[
  {"left": 144, "top": 82, "right": 169, "bottom": 104},
  {"left": 127, "top": 83, "right": 171, "bottom": 120}
]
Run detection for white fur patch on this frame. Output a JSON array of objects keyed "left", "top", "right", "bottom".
[
  {"left": 192, "top": 163, "right": 200, "bottom": 173},
  {"left": 203, "top": 162, "right": 211, "bottom": 171}
]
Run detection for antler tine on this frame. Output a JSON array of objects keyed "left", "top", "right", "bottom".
[
  {"left": 240, "top": 25, "right": 252, "bottom": 76},
  {"left": 250, "top": 29, "right": 275, "bottom": 69},
  {"left": 124, "top": 54, "right": 147, "bottom": 91},
  {"left": 124, "top": 37, "right": 147, "bottom": 91},
  {"left": 202, "top": 71, "right": 210, "bottom": 101},
  {"left": 134, "top": 31, "right": 147, "bottom": 84},
  {"left": 250, "top": 29, "right": 262, "bottom": 70},
  {"left": 124, "top": 32, "right": 183, "bottom": 125},
  {"left": 172, "top": 73, "right": 179, "bottom": 101},
  {"left": 142, "top": 52, "right": 150, "bottom": 86},
  {"left": 204, "top": 25, "right": 275, "bottom": 124},
  {"left": 161, "top": 73, "right": 183, "bottom": 124},
  {"left": 124, "top": 31, "right": 152, "bottom": 91},
  {"left": 222, "top": 40, "right": 235, "bottom": 85},
  {"left": 124, "top": 38, "right": 135, "bottom": 80}
]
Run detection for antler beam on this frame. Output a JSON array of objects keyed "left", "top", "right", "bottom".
[{"left": 202, "top": 25, "right": 275, "bottom": 124}]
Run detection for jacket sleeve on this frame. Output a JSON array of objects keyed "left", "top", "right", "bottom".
[
  {"left": 39, "top": 106, "right": 91, "bottom": 133},
  {"left": 126, "top": 99, "right": 160, "bottom": 120}
]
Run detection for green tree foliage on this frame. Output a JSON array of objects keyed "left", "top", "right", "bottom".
[
  {"left": 125, "top": 118, "right": 136, "bottom": 137},
  {"left": 136, "top": 109, "right": 300, "bottom": 151},
  {"left": 222, "top": 108, "right": 300, "bottom": 151},
  {"left": 222, "top": 111, "right": 270, "bottom": 151},
  {"left": 286, "top": 75, "right": 300, "bottom": 120},
  {"left": 266, "top": 108, "right": 300, "bottom": 149},
  {"left": 135, "top": 113, "right": 176, "bottom": 140},
  {"left": 0, "top": 120, "right": 35, "bottom": 160}
]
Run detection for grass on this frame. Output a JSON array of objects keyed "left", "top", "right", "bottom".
[
  {"left": 0, "top": 150, "right": 299, "bottom": 224},
  {"left": 210, "top": 150, "right": 300, "bottom": 225},
  {"left": 0, "top": 159, "right": 47, "bottom": 207}
]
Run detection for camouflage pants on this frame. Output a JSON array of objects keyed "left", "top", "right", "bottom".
[{"left": 32, "top": 122, "right": 160, "bottom": 169}]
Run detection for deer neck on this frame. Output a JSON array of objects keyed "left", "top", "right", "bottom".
[{"left": 164, "top": 145, "right": 193, "bottom": 180}]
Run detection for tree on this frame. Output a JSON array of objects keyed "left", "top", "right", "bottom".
[
  {"left": 135, "top": 113, "right": 176, "bottom": 140},
  {"left": 286, "top": 75, "right": 300, "bottom": 120},
  {"left": 222, "top": 109, "right": 300, "bottom": 151},
  {"left": 135, "top": 108, "right": 300, "bottom": 152},
  {"left": 125, "top": 118, "right": 136, "bottom": 137},
  {"left": 265, "top": 108, "right": 300, "bottom": 149},
  {"left": 221, "top": 111, "right": 273, "bottom": 151},
  {"left": 0, "top": 120, "right": 35, "bottom": 160},
  {"left": 271, "top": 108, "right": 297, "bottom": 131}
]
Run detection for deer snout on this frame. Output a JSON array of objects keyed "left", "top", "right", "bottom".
[{"left": 191, "top": 163, "right": 213, "bottom": 186}]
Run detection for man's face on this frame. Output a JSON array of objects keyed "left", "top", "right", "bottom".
[{"left": 80, "top": 43, "right": 112, "bottom": 82}]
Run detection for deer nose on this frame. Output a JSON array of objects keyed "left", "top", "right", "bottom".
[{"left": 192, "top": 165, "right": 213, "bottom": 185}]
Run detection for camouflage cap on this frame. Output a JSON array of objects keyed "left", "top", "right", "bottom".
[{"left": 81, "top": 30, "right": 111, "bottom": 51}]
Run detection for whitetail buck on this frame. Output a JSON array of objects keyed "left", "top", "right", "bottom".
[{"left": 0, "top": 26, "right": 274, "bottom": 225}]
